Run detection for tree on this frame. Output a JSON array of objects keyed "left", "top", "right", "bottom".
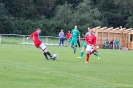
[
  {"left": 71, "top": 0, "right": 106, "bottom": 32},
  {"left": 53, "top": 2, "right": 73, "bottom": 32}
]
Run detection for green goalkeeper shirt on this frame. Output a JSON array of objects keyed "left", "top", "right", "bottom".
[{"left": 71, "top": 29, "right": 80, "bottom": 40}]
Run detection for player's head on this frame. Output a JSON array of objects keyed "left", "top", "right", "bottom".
[
  {"left": 74, "top": 25, "right": 77, "bottom": 29},
  {"left": 36, "top": 28, "right": 41, "bottom": 33},
  {"left": 89, "top": 28, "right": 93, "bottom": 34},
  {"left": 61, "top": 30, "right": 63, "bottom": 32},
  {"left": 68, "top": 31, "right": 70, "bottom": 33}
]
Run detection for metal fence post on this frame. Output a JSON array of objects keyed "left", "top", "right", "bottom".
[
  {"left": 23, "top": 36, "right": 25, "bottom": 43},
  {"left": 46, "top": 36, "right": 48, "bottom": 44}
]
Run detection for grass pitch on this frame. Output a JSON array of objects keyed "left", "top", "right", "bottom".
[{"left": 0, "top": 44, "right": 133, "bottom": 88}]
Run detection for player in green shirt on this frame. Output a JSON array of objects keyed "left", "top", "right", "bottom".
[{"left": 70, "top": 26, "right": 80, "bottom": 53}]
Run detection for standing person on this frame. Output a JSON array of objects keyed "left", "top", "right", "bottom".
[
  {"left": 71, "top": 25, "right": 80, "bottom": 53},
  {"left": 29, "top": 28, "right": 54, "bottom": 60},
  {"left": 58, "top": 30, "right": 65, "bottom": 46},
  {"left": 66, "top": 31, "right": 71, "bottom": 46},
  {"left": 85, "top": 28, "right": 97, "bottom": 63},
  {"left": 77, "top": 27, "right": 100, "bottom": 59}
]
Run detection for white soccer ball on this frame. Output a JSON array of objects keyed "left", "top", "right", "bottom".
[{"left": 53, "top": 54, "right": 58, "bottom": 60}]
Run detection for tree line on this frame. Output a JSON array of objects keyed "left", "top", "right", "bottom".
[{"left": 0, "top": 0, "right": 133, "bottom": 36}]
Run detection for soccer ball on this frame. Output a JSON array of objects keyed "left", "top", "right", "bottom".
[{"left": 53, "top": 54, "right": 58, "bottom": 60}]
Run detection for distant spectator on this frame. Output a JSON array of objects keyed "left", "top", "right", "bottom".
[
  {"left": 58, "top": 30, "right": 65, "bottom": 46},
  {"left": 103, "top": 39, "right": 110, "bottom": 49},
  {"left": 66, "top": 31, "right": 71, "bottom": 46},
  {"left": 109, "top": 40, "right": 114, "bottom": 49},
  {"left": 114, "top": 38, "right": 120, "bottom": 49},
  {"left": 82, "top": 34, "right": 85, "bottom": 38}
]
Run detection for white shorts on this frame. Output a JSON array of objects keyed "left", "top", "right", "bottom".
[
  {"left": 39, "top": 43, "right": 46, "bottom": 51},
  {"left": 86, "top": 45, "right": 94, "bottom": 52}
]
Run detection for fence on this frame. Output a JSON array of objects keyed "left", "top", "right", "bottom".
[{"left": 0, "top": 34, "right": 85, "bottom": 46}]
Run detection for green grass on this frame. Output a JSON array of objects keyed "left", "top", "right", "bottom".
[{"left": 0, "top": 44, "right": 133, "bottom": 88}]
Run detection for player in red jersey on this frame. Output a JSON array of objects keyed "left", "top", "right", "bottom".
[
  {"left": 29, "top": 28, "right": 54, "bottom": 60},
  {"left": 85, "top": 28, "right": 97, "bottom": 63},
  {"left": 66, "top": 31, "right": 71, "bottom": 46}
]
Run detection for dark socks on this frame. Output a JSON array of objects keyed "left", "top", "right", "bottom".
[
  {"left": 47, "top": 52, "right": 52, "bottom": 57},
  {"left": 43, "top": 53, "right": 49, "bottom": 60}
]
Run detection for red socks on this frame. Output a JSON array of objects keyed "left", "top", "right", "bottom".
[{"left": 86, "top": 54, "right": 90, "bottom": 62}]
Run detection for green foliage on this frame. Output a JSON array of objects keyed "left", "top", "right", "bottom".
[
  {"left": 125, "top": 15, "right": 133, "bottom": 28},
  {"left": 0, "top": 0, "right": 133, "bottom": 35},
  {"left": 53, "top": 0, "right": 105, "bottom": 33},
  {"left": 53, "top": 2, "right": 73, "bottom": 31},
  {"left": 98, "top": 0, "right": 133, "bottom": 28}
]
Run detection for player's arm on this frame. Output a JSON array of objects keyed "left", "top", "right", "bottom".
[
  {"left": 78, "top": 36, "right": 80, "bottom": 41},
  {"left": 27, "top": 32, "right": 36, "bottom": 40},
  {"left": 27, "top": 33, "right": 33, "bottom": 40},
  {"left": 85, "top": 35, "right": 89, "bottom": 45},
  {"left": 78, "top": 31, "right": 80, "bottom": 41},
  {"left": 30, "top": 32, "right": 35, "bottom": 38}
]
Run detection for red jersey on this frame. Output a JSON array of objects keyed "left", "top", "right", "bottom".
[
  {"left": 30, "top": 31, "right": 42, "bottom": 47},
  {"left": 85, "top": 34, "right": 96, "bottom": 46},
  {"left": 110, "top": 41, "right": 114, "bottom": 46},
  {"left": 66, "top": 33, "right": 71, "bottom": 39}
]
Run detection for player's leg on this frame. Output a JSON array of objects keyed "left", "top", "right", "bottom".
[
  {"left": 77, "top": 40, "right": 81, "bottom": 47},
  {"left": 85, "top": 45, "right": 91, "bottom": 63},
  {"left": 67, "top": 39, "right": 69, "bottom": 46},
  {"left": 70, "top": 39, "right": 74, "bottom": 48},
  {"left": 44, "top": 49, "right": 53, "bottom": 59},
  {"left": 77, "top": 43, "right": 86, "bottom": 58},
  {"left": 43, "top": 52, "right": 49, "bottom": 60},
  {"left": 77, "top": 47, "right": 85, "bottom": 58},
  {"left": 70, "top": 39, "right": 76, "bottom": 53},
  {"left": 60, "top": 38, "right": 63, "bottom": 46},
  {"left": 73, "top": 39, "right": 78, "bottom": 53},
  {"left": 67, "top": 39, "right": 71, "bottom": 47},
  {"left": 39, "top": 43, "right": 53, "bottom": 60},
  {"left": 62, "top": 38, "right": 64, "bottom": 46},
  {"left": 94, "top": 52, "right": 100, "bottom": 60},
  {"left": 39, "top": 43, "right": 48, "bottom": 60},
  {"left": 70, "top": 39, "right": 74, "bottom": 49},
  {"left": 60, "top": 38, "right": 62, "bottom": 46},
  {"left": 90, "top": 46, "right": 100, "bottom": 60}
]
